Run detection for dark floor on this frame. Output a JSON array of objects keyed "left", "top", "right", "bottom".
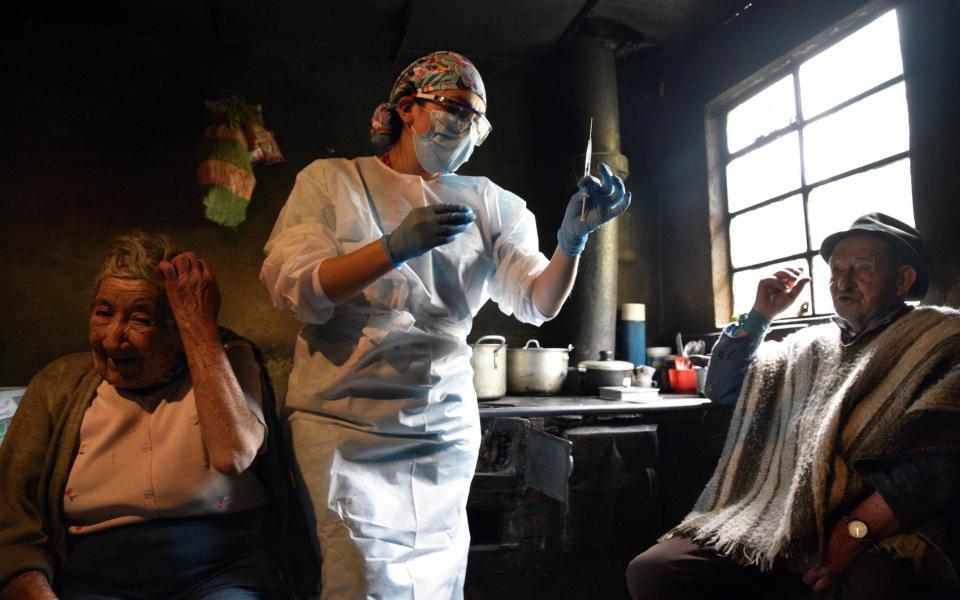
[{"left": 465, "top": 546, "right": 645, "bottom": 600}]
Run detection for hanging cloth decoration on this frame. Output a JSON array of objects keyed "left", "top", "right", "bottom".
[{"left": 197, "top": 95, "right": 284, "bottom": 227}]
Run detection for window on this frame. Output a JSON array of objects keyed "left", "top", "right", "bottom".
[{"left": 706, "top": 8, "right": 915, "bottom": 324}]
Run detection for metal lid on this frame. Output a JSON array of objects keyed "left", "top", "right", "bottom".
[
  {"left": 507, "top": 339, "right": 573, "bottom": 353},
  {"left": 578, "top": 350, "right": 634, "bottom": 371}
]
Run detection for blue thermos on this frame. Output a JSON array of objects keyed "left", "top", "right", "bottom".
[{"left": 617, "top": 303, "right": 646, "bottom": 367}]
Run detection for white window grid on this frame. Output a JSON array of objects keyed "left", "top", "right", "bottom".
[{"left": 705, "top": 4, "right": 910, "bottom": 325}]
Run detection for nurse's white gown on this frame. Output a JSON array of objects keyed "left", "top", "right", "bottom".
[{"left": 260, "top": 156, "right": 551, "bottom": 599}]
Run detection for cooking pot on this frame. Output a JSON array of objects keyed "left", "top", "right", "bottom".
[
  {"left": 578, "top": 351, "right": 636, "bottom": 395},
  {"left": 471, "top": 335, "right": 507, "bottom": 400},
  {"left": 507, "top": 339, "right": 573, "bottom": 395}
]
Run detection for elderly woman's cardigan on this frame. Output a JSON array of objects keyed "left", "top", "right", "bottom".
[
  {"left": 665, "top": 306, "right": 960, "bottom": 587},
  {"left": 0, "top": 331, "right": 317, "bottom": 597}
]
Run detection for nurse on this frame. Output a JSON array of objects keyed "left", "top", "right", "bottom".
[{"left": 260, "top": 50, "right": 629, "bottom": 599}]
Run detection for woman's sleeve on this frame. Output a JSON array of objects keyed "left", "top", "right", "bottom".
[
  {"left": 487, "top": 189, "right": 551, "bottom": 326},
  {"left": 260, "top": 166, "right": 340, "bottom": 324},
  {"left": 0, "top": 375, "right": 56, "bottom": 590}
]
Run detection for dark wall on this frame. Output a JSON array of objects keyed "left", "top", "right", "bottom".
[
  {"left": 5, "top": 0, "right": 956, "bottom": 386},
  {"left": 618, "top": 0, "right": 960, "bottom": 345},
  {"left": 0, "top": 29, "right": 554, "bottom": 388}
]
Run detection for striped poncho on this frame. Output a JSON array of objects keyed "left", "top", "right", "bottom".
[{"left": 666, "top": 306, "right": 960, "bottom": 580}]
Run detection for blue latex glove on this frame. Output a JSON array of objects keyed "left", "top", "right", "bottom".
[
  {"left": 383, "top": 203, "right": 476, "bottom": 265},
  {"left": 557, "top": 162, "right": 631, "bottom": 256}
]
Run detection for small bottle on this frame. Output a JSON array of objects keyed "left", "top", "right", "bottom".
[
  {"left": 646, "top": 346, "right": 673, "bottom": 392},
  {"left": 617, "top": 303, "right": 646, "bottom": 368},
  {"left": 646, "top": 346, "right": 672, "bottom": 368}
]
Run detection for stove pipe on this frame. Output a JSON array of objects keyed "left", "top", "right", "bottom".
[{"left": 561, "top": 37, "right": 629, "bottom": 366}]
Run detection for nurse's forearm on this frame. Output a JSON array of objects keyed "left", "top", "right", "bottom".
[
  {"left": 317, "top": 239, "right": 396, "bottom": 304},
  {"left": 532, "top": 247, "right": 579, "bottom": 318}
]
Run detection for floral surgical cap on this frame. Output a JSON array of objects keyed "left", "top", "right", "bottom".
[{"left": 370, "top": 51, "right": 487, "bottom": 148}]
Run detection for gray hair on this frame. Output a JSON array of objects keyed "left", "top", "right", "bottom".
[
  {"left": 95, "top": 230, "right": 181, "bottom": 288},
  {"left": 94, "top": 231, "right": 181, "bottom": 326}
]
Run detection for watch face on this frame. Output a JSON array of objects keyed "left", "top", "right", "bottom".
[{"left": 847, "top": 519, "right": 869, "bottom": 539}]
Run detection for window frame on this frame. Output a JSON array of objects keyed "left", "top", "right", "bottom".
[{"left": 705, "top": 0, "right": 907, "bottom": 326}]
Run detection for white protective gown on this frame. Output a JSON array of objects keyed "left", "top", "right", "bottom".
[{"left": 260, "top": 156, "right": 551, "bottom": 599}]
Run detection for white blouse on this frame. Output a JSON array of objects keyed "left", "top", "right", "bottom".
[{"left": 64, "top": 339, "right": 268, "bottom": 535}]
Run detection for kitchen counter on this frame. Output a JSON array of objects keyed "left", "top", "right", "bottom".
[
  {"left": 477, "top": 394, "right": 710, "bottom": 418},
  {"left": 470, "top": 391, "right": 724, "bottom": 561}
]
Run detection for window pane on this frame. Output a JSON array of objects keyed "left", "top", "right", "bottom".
[
  {"left": 726, "top": 74, "right": 796, "bottom": 153},
  {"left": 803, "top": 82, "right": 909, "bottom": 183},
  {"left": 729, "top": 196, "right": 806, "bottom": 268},
  {"left": 726, "top": 132, "right": 801, "bottom": 212},
  {"left": 807, "top": 158, "right": 914, "bottom": 251},
  {"left": 811, "top": 258, "right": 833, "bottom": 315},
  {"left": 732, "top": 259, "right": 813, "bottom": 318},
  {"left": 799, "top": 10, "right": 903, "bottom": 118}
]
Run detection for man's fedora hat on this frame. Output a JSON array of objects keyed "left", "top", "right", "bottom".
[{"left": 819, "top": 212, "right": 928, "bottom": 299}]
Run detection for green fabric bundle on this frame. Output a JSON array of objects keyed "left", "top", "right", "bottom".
[{"left": 198, "top": 96, "right": 283, "bottom": 227}]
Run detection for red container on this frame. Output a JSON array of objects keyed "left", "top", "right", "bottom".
[{"left": 668, "top": 368, "right": 697, "bottom": 394}]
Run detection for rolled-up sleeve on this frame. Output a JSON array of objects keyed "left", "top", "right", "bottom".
[
  {"left": 487, "top": 191, "right": 550, "bottom": 326},
  {"left": 863, "top": 455, "right": 960, "bottom": 530},
  {"left": 260, "top": 167, "right": 339, "bottom": 324},
  {"left": 704, "top": 324, "right": 765, "bottom": 408}
]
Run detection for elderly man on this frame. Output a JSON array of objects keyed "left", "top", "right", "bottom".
[{"left": 626, "top": 213, "right": 960, "bottom": 599}]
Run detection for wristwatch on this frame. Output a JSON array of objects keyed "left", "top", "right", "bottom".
[{"left": 843, "top": 514, "right": 878, "bottom": 549}]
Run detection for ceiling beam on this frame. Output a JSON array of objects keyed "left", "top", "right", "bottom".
[{"left": 555, "top": 0, "right": 602, "bottom": 50}]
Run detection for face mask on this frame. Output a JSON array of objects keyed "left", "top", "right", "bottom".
[{"left": 410, "top": 110, "right": 477, "bottom": 174}]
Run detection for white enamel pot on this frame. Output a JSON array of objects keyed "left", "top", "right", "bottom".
[
  {"left": 471, "top": 335, "right": 508, "bottom": 400},
  {"left": 507, "top": 339, "right": 573, "bottom": 395}
]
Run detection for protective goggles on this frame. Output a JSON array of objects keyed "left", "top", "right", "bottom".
[{"left": 414, "top": 92, "right": 492, "bottom": 146}]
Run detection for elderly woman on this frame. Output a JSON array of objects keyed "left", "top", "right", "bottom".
[
  {"left": 260, "top": 50, "right": 631, "bottom": 598},
  {"left": 0, "top": 232, "right": 289, "bottom": 599}
]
